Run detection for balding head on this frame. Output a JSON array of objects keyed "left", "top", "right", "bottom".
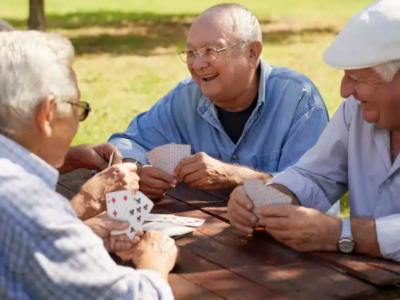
[
  {"left": 185, "top": 4, "right": 263, "bottom": 109},
  {"left": 194, "top": 4, "right": 262, "bottom": 44},
  {"left": 0, "top": 19, "right": 15, "bottom": 32}
]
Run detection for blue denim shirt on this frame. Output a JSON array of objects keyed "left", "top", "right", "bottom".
[{"left": 109, "top": 60, "right": 329, "bottom": 175}]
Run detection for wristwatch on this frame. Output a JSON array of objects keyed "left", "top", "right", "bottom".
[{"left": 338, "top": 218, "right": 355, "bottom": 253}]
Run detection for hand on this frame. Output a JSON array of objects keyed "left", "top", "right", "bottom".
[
  {"left": 84, "top": 212, "right": 144, "bottom": 253},
  {"left": 258, "top": 205, "right": 341, "bottom": 252},
  {"left": 175, "top": 152, "right": 234, "bottom": 189},
  {"left": 228, "top": 185, "right": 258, "bottom": 234},
  {"left": 139, "top": 165, "right": 177, "bottom": 200},
  {"left": 60, "top": 143, "right": 123, "bottom": 174},
  {"left": 132, "top": 231, "right": 179, "bottom": 281},
  {"left": 71, "top": 163, "right": 139, "bottom": 220}
]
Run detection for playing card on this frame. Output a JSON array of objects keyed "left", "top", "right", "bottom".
[
  {"left": 164, "top": 215, "right": 205, "bottom": 227},
  {"left": 243, "top": 180, "right": 292, "bottom": 218},
  {"left": 106, "top": 190, "right": 133, "bottom": 235},
  {"left": 124, "top": 191, "right": 154, "bottom": 239},
  {"left": 146, "top": 143, "right": 191, "bottom": 175},
  {"left": 145, "top": 214, "right": 176, "bottom": 222},
  {"left": 141, "top": 221, "right": 195, "bottom": 238}
]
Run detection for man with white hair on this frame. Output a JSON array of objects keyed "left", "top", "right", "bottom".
[
  {"left": 109, "top": 4, "right": 332, "bottom": 206},
  {"left": 0, "top": 31, "right": 178, "bottom": 299},
  {"left": 228, "top": 0, "right": 400, "bottom": 261}
]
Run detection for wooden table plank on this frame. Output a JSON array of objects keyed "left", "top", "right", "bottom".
[
  {"left": 57, "top": 169, "right": 400, "bottom": 299},
  {"left": 313, "top": 252, "right": 400, "bottom": 286},
  {"left": 169, "top": 274, "right": 225, "bottom": 300}
]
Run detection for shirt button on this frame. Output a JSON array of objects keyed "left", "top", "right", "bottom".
[{"left": 232, "top": 155, "right": 238, "bottom": 161}]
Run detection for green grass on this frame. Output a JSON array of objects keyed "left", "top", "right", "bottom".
[{"left": 1, "top": 0, "right": 372, "bottom": 215}]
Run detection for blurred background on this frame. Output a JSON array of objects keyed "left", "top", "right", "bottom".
[{"left": 1, "top": 0, "right": 373, "bottom": 214}]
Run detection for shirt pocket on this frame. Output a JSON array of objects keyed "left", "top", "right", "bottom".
[{"left": 252, "top": 149, "right": 282, "bottom": 172}]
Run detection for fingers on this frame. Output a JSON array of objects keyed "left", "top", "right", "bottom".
[
  {"left": 103, "top": 219, "right": 130, "bottom": 232},
  {"left": 142, "top": 166, "right": 177, "bottom": 185},
  {"left": 112, "top": 150, "right": 123, "bottom": 165},
  {"left": 230, "top": 219, "right": 254, "bottom": 234},
  {"left": 259, "top": 217, "right": 290, "bottom": 230},
  {"left": 175, "top": 160, "right": 199, "bottom": 182},
  {"left": 140, "top": 175, "right": 171, "bottom": 190},
  {"left": 257, "top": 204, "right": 294, "bottom": 218},
  {"left": 109, "top": 235, "right": 135, "bottom": 253},
  {"left": 122, "top": 162, "right": 138, "bottom": 173},
  {"left": 230, "top": 200, "right": 257, "bottom": 226},
  {"left": 174, "top": 154, "right": 199, "bottom": 176}
]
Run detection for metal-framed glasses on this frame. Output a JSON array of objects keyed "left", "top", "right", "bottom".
[
  {"left": 65, "top": 101, "right": 91, "bottom": 122},
  {"left": 179, "top": 41, "right": 246, "bottom": 64}
]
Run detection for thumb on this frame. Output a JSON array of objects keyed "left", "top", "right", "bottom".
[{"left": 104, "top": 219, "right": 130, "bottom": 232}]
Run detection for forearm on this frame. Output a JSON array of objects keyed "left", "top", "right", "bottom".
[
  {"left": 226, "top": 164, "right": 273, "bottom": 188},
  {"left": 352, "top": 218, "right": 382, "bottom": 258}
]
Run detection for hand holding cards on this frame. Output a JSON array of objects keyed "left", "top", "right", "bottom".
[
  {"left": 106, "top": 190, "right": 154, "bottom": 239},
  {"left": 243, "top": 180, "right": 292, "bottom": 218},
  {"left": 146, "top": 143, "right": 191, "bottom": 176}
]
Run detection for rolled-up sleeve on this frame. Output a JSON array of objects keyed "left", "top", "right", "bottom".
[
  {"left": 270, "top": 101, "right": 350, "bottom": 212},
  {"left": 108, "top": 91, "right": 179, "bottom": 164},
  {"left": 376, "top": 215, "right": 400, "bottom": 261}
]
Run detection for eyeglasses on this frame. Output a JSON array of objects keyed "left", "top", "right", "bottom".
[
  {"left": 179, "top": 41, "right": 246, "bottom": 64},
  {"left": 65, "top": 101, "right": 91, "bottom": 122}
]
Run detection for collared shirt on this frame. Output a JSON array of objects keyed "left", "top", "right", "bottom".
[
  {"left": 270, "top": 97, "right": 400, "bottom": 261},
  {"left": 109, "top": 60, "right": 329, "bottom": 176},
  {"left": 0, "top": 134, "right": 174, "bottom": 300}
]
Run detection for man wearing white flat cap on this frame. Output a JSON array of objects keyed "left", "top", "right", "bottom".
[{"left": 228, "top": 0, "right": 400, "bottom": 261}]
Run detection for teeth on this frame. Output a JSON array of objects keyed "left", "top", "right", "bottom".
[{"left": 202, "top": 74, "right": 218, "bottom": 79}]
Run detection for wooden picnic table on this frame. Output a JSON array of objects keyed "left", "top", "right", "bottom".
[{"left": 58, "top": 169, "right": 400, "bottom": 300}]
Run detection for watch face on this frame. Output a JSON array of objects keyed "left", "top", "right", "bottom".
[{"left": 338, "top": 239, "right": 355, "bottom": 253}]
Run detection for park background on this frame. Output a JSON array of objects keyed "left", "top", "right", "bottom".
[{"left": 1, "top": 0, "right": 374, "bottom": 215}]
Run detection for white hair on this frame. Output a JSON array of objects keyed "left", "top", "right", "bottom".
[
  {"left": 0, "top": 31, "right": 77, "bottom": 135},
  {"left": 373, "top": 60, "right": 400, "bottom": 82},
  {"left": 201, "top": 4, "right": 262, "bottom": 43}
]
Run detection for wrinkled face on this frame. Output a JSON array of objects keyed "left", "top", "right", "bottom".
[
  {"left": 341, "top": 68, "right": 400, "bottom": 130},
  {"left": 186, "top": 14, "right": 254, "bottom": 103}
]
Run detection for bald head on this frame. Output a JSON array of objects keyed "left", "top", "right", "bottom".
[
  {"left": 193, "top": 4, "right": 262, "bottom": 44},
  {"left": 0, "top": 19, "right": 14, "bottom": 32}
]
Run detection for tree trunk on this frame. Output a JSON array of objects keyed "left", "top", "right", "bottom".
[{"left": 28, "top": 0, "right": 46, "bottom": 31}]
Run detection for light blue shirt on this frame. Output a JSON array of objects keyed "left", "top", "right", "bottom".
[
  {"left": 271, "top": 97, "right": 400, "bottom": 261},
  {"left": 0, "top": 134, "right": 173, "bottom": 300},
  {"left": 109, "top": 60, "right": 329, "bottom": 176}
]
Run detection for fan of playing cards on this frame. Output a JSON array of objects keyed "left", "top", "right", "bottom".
[
  {"left": 243, "top": 180, "right": 292, "bottom": 218},
  {"left": 146, "top": 143, "right": 191, "bottom": 175},
  {"left": 106, "top": 190, "right": 205, "bottom": 239}
]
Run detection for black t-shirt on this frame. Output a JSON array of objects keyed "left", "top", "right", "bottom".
[{"left": 216, "top": 95, "right": 258, "bottom": 144}]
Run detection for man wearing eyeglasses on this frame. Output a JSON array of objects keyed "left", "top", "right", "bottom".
[
  {"left": 110, "top": 4, "right": 335, "bottom": 208},
  {"left": 0, "top": 18, "right": 143, "bottom": 253},
  {"left": 0, "top": 31, "right": 178, "bottom": 300}
]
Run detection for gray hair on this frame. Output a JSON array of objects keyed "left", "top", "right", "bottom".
[
  {"left": 373, "top": 60, "right": 400, "bottom": 82},
  {"left": 0, "top": 31, "right": 78, "bottom": 135},
  {"left": 201, "top": 4, "right": 262, "bottom": 43},
  {"left": 0, "top": 19, "right": 15, "bottom": 32}
]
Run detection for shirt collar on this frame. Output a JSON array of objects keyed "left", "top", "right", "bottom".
[
  {"left": 197, "top": 58, "right": 272, "bottom": 114},
  {"left": 0, "top": 134, "right": 59, "bottom": 190}
]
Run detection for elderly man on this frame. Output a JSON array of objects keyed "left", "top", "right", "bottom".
[
  {"left": 228, "top": 0, "right": 400, "bottom": 261},
  {"left": 0, "top": 31, "right": 178, "bottom": 299},
  {"left": 0, "top": 18, "right": 143, "bottom": 253},
  {"left": 109, "top": 4, "right": 330, "bottom": 201}
]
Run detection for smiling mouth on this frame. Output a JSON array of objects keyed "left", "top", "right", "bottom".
[{"left": 201, "top": 74, "right": 218, "bottom": 81}]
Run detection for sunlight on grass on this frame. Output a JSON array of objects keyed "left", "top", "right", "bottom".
[{"left": 1, "top": 0, "right": 371, "bottom": 216}]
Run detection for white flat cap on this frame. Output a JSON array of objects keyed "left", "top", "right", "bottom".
[{"left": 324, "top": 0, "right": 400, "bottom": 70}]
